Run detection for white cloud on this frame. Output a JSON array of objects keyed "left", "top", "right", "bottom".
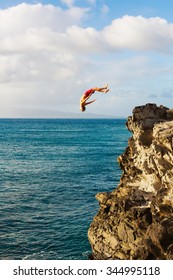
[
  {"left": 0, "top": 4, "right": 173, "bottom": 117},
  {"left": 102, "top": 16, "right": 173, "bottom": 52},
  {"left": 0, "top": 3, "right": 90, "bottom": 116},
  {"left": 0, "top": 3, "right": 87, "bottom": 35},
  {"left": 1, "top": 5, "right": 173, "bottom": 55}
]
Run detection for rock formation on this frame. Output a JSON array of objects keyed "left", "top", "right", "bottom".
[{"left": 88, "top": 103, "right": 173, "bottom": 260}]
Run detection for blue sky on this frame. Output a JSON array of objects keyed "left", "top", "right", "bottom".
[{"left": 0, "top": 0, "right": 173, "bottom": 117}]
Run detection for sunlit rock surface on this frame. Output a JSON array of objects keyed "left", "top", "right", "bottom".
[{"left": 88, "top": 104, "right": 173, "bottom": 260}]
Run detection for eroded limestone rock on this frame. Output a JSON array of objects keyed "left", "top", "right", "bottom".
[{"left": 88, "top": 103, "right": 173, "bottom": 260}]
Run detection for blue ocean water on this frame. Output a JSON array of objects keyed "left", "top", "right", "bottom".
[{"left": 0, "top": 119, "right": 131, "bottom": 260}]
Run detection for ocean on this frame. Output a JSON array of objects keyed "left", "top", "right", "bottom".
[{"left": 0, "top": 118, "right": 131, "bottom": 260}]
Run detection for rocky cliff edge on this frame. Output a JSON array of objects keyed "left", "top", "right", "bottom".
[{"left": 88, "top": 103, "right": 173, "bottom": 260}]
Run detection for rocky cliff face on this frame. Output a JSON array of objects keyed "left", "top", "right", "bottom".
[{"left": 88, "top": 103, "right": 173, "bottom": 260}]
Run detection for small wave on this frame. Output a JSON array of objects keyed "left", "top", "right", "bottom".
[
  {"left": 23, "top": 251, "right": 57, "bottom": 260},
  {"left": 82, "top": 251, "right": 92, "bottom": 259}
]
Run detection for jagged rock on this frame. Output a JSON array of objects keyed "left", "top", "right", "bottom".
[{"left": 88, "top": 103, "right": 173, "bottom": 260}]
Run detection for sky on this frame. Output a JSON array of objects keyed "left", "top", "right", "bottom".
[{"left": 0, "top": 0, "right": 173, "bottom": 117}]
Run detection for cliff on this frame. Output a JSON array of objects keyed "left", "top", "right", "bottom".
[{"left": 88, "top": 103, "right": 173, "bottom": 260}]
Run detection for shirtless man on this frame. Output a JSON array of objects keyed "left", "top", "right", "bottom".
[{"left": 80, "top": 84, "right": 109, "bottom": 112}]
